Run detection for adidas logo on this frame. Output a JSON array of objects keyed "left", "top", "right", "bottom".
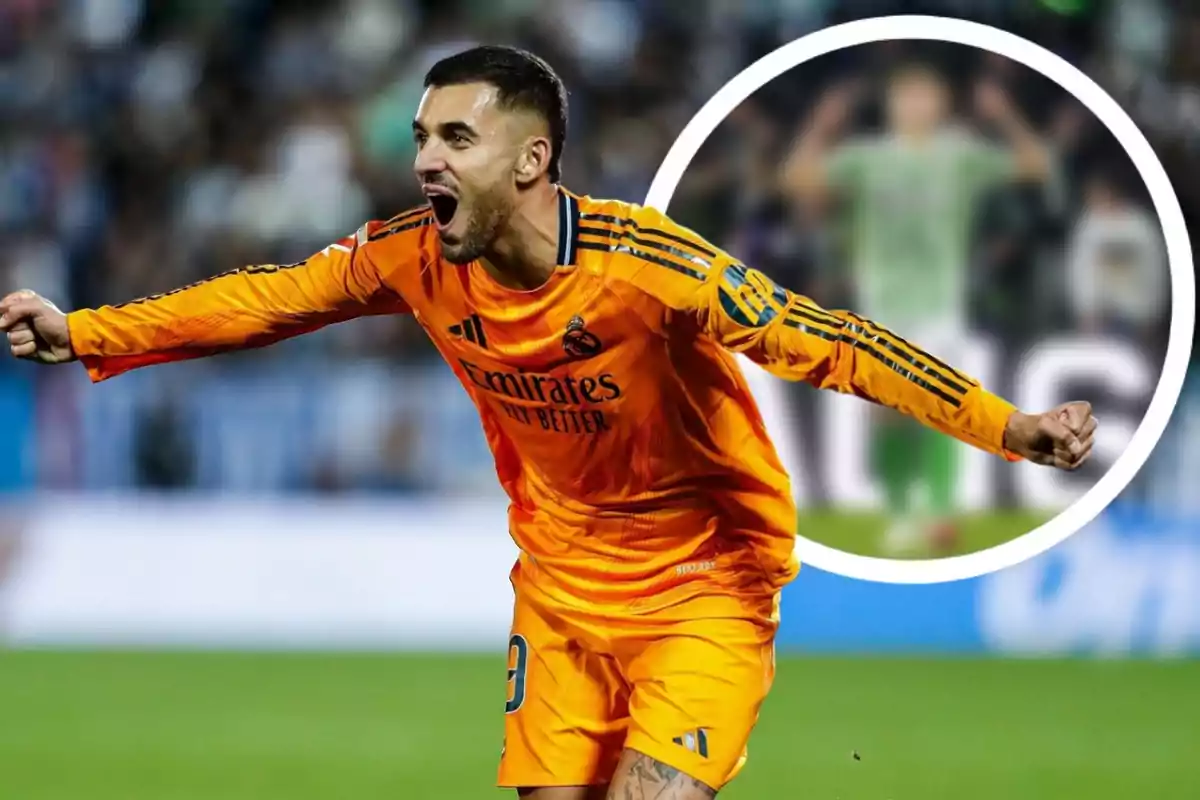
[
  {"left": 672, "top": 728, "right": 709, "bottom": 758},
  {"left": 448, "top": 314, "right": 488, "bottom": 349}
]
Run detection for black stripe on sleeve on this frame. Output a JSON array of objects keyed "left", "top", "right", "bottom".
[
  {"left": 577, "top": 225, "right": 711, "bottom": 277},
  {"left": 578, "top": 213, "right": 717, "bottom": 259},
  {"left": 369, "top": 212, "right": 432, "bottom": 241},
  {"left": 782, "top": 313, "right": 963, "bottom": 407},
  {"left": 576, "top": 240, "right": 707, "bottom": 281}
]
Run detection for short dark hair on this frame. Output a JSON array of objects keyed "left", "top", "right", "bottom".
[
  {"left": 424, "top": 45, "right": 568, "bottom": 183},
  {"left": 887, "top": 60, "right": 947, "bottom": 90}
]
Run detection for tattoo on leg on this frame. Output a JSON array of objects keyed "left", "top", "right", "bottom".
[{"left": 610, "top": 750, "right": 716, "bottom": 799}]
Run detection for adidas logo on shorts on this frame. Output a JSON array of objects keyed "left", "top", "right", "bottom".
[{"left": 672, "top": 728, "right": 709, "bottom": 758}]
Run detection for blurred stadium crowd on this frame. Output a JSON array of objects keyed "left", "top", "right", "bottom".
[{"left": 0, "top": 0, "right": 1193, "bottom": 496}]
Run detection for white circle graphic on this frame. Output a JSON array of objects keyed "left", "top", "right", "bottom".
[{"left": 645, "top": 16, "right": 1195, "bottom": 584}]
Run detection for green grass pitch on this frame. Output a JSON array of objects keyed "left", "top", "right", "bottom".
[
  {"left": 0, "top": 652, "right": 1195, "bottom": 798},
  {"left": 797, "top": 510, "right": 1055, "bottom": 557}
]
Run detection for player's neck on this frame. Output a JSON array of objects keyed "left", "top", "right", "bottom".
[
  {"left": 480, "top": 183, "right": 560, "bottom": 291},
  {"left": 896, "top": 126, "right": 937, "bottom": 145}
]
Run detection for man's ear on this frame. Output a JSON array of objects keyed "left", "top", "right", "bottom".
[{"left": 516, "top": 136, "right": 552, "bottom": 184}]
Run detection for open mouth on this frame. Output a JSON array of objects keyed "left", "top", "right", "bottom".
[{"left": 424, "top": 186, "right": 459, "bottom": 230}]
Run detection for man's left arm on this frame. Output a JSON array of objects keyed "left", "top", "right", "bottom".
[{"left": 693, "top": 258, "right": 1095, "bottom": 470}]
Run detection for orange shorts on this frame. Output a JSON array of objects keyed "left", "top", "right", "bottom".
[{"left": 496, "top": 565, "right": 778, "bottom": 791}]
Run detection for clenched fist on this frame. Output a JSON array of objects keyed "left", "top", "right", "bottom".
[
  {"left": 0, "top": 290, "right": 75, "bottom": 364},
  {"left": 1003, "top": 401, "right": 1097, "bottom": 471}
]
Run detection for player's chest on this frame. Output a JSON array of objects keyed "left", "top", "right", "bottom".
[
  {"left": 410, "top": 269, "right": 658, "bottom": 418},
  {"left": 866, "top": 159, "right": 960, "bottom": 211},
  {"left": 424, "top": 301, "right": 653, "bottom": 440},
  {"left": 413, "top": 270, "right": 622, "bottom": 364}
]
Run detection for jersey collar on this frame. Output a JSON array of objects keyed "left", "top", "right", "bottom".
[{"left": 555, "top": 185, "right": 581, "bottom": 266}]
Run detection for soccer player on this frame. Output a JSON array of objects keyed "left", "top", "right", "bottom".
[
  {"left": 782, "top": 62, "right": 1054, "bottom": 554},
  {"left": 1, "top": 47, "right": 1094, "bottom": 799}
]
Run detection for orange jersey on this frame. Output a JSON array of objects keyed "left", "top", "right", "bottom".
[{"left": 67, "top": 187, "right": 1019, "bottom": 610}]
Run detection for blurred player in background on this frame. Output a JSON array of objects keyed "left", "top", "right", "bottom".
[
  {"left": 782, "top": 62, "right": 1054, "bottom": 556},
  {"left": 1066, "top": 171, "right": 1168, "bottom": 344},
  {"left": 1, "top": 46, "right": 1094, "bottom": 799}
]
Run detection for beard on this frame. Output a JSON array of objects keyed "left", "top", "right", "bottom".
[{"left": 439, "top": 191, "right": 508, "bottom": 265}]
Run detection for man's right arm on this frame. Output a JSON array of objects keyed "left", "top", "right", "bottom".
[{"left": 64, "top": 213, "right": 425, "bottom": 382}]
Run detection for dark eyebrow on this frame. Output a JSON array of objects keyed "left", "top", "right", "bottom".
[
  {"left": 411, "top": 119, "right": 479, "bottom": 140},
  {"left": 440, "top": 121, "right": 478, "bottom": 140}
]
